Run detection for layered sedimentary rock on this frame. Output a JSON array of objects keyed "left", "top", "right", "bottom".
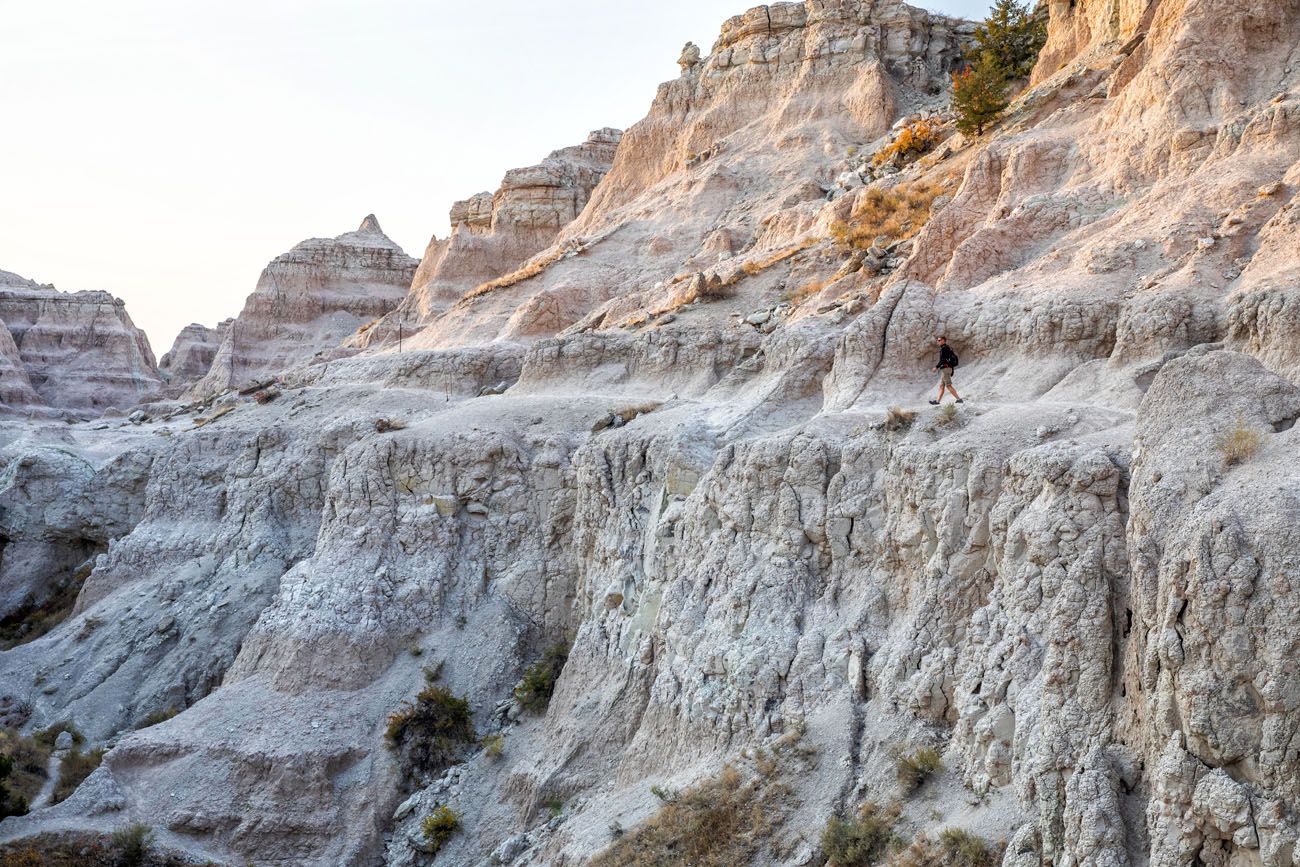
[
  {"left": 159, "top": 319, "right": 232, "bottom": 387},
  {"left": 0, "top": 270, "right": 162, "bottom": 413},
  {"left": 190, "top": 216, "right": 417, "bottom": 396},
  {"left": 352, "top": 129, "right": 622, "bottom": 349},
  {"left": 406, "top": 1, "right": 971, "bottom": 349},
  {"left": 3, "top": 1, "right": 1300, "bottom": 866}
]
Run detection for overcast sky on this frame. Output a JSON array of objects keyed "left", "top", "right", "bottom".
[{"left": 0, "top": 0, "right": 990, "bottom": 351}]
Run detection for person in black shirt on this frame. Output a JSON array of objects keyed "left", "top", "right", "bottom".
[{"left": 929, "top": 335, "right": 963, "bottom": 405}]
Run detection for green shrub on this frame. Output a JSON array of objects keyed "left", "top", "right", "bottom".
[
  {"left": 514, "top": 641, "right": 570, "bottom": 713},
  {"left": 420, "top": 806, "right": 461, "bottom": 854},
  {"left": 952, "top": 53, "right": 1009, "bottom": 137},
  {"left": 0, "top": 755, "right": 28, "bottom": 819},
  {"left": 968, "top": 0, "right": 1047, "bottom": 80},
  {"left": 821, "top": 802, "right": 900, "bottom": 866},
  {"left": 110, "top": 824, "right": 153, "bottom": 867},
  {"left": 897, "top": 748, "right": 944, "bottom": 794},
  {"left": 385, "top": 685, "right": 475, "bottom": 783}
]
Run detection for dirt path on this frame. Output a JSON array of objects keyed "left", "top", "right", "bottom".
[{"left": 29, "top": 750, "right": 61, "bottom": 810}]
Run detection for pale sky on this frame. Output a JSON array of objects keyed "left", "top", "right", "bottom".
[{"left": 0, "top": 0, "right": 988, "bottom": 353}]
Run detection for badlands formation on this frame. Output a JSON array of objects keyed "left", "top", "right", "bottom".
[{"left": 1, "top": 0, "right": 1300, "bottom": 865}]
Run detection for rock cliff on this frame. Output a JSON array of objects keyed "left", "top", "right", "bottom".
[
  {"left": 159, "top": 320, "right": 232, "bottom": 388},
  {"left": 189, "top": 216, "right": 418, "bottom": 396},
  {"left": 0, "top": 270, "right": 162, "bottom": 415},
  {"left": 351, "top": 129, "right": 623, "bottom": 349},
  {"left": 3, "top": 1, "right": 1300, "bottom": 866}
]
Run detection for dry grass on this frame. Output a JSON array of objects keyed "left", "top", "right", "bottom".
[
  {"left": 385, "top": 685, "right": 475, "bottom": 786},
  {"left": 0, "top": 730, "right": 50, "bottom": 814},
  {"left": 890, "top": 829, "right": 1003, "bottom": 867},
  {"left": 593, "top": 765, "right": 778, "bottom": 867},
  {"left": 594, "top": 732, "right": 812, "bottom": 867},
  {"left": 873, "top": 120, "right": 939, "bottom": 167},
  {"left": 896, "top": 748, "right": 943, "bottom": 794},
  {"left": 514, "top": 641, "right": 570, "bottom": 714},
  {"left": 52, "top": 747, "right": 104, "bottom": 804},
  {"left": 938, "top": 403, "right": 958, "bottom": 425},
  {"left": 464, "top": 246, "right": 570, "bottom": 301},
  {"left": 821, "top": 802, "right": 901, "bottom": 867},
  {"left": 0, "top": 831, "right": 207, "bottom": 867},
  {"left": 1218, "top": 419, "right": 1262, "bottom": 468},
  {"left": 830, "top": 182, "right": 942, "bottom": 252},
  {"left": 740, "top": 237, "right": 818, "bottom": 277},
  {"left": 781, "top": 278, "right": 832, "bottom": 306},
  {"left": 481, "top": 733, "right": 505, "bottom": 761}
]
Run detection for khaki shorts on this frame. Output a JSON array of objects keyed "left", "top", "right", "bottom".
[{"left": 939, "top": 368, "right": 953, "bottom": 386}]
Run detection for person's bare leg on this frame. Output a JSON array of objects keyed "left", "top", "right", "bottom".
[{"left": 932, "top": 380, "right": 944, "bottom": 403}]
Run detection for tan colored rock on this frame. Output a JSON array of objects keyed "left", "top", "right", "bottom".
[
  {"left": 351, "top": 130, "right": 621, "bottom": 349},
  {"left": 190, "top": 216, "right": 417, "bottom": 396}
]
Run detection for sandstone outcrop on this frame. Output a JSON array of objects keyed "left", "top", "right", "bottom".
[
  {"left": 0, "top": 270, "right": 162, "bottom": 414},
  {"left": 190, "top": 216, "right": 417, "bottom": 396},
  {"left": 351, "top": 129, "right": 622, "bottom": 349},
  {"left": 3, "top": 0, "right": 1300, "bottom": 865}
]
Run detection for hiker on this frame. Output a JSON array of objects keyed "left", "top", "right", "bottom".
[{"left": 929, "top": 335, "right": 963, "bottom": 405}]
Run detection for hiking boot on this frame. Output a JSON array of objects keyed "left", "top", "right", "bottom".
[
  {"left": 928, "top": 400, "right": 940, "bottom": 405},
  {"left": 955, "top": 398, "right": 964, "bottom": 404}
]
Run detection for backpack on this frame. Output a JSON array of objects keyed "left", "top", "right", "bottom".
[{"left": 942, "top": 345, "right": 959, "bottom": 368}]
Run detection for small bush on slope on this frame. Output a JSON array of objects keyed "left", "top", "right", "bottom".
[
  {"left": 593, "top": 734, "right": 814, "bottom": 867},
  {"left": 1218, "top": 419, "right": 1262, "bottom": 468},
  {"left": 890, "top": 829, "right": 1003, "bottom": 867},
  {"left": 822, "top": 802, "right": 901, "bottom": 866},
  {"left": 386, "top": 685, "right": 475, "bottom": 785},
  {"left": 873, "top": 120, "right": 939, "bottom": 167},
  {"left": 896, "top": 748, "right": 943, "bottom": 794},
  {"left": 514, "top": 641, "right": 571, "bottom": 713},
  {"left": 420, "top": 806, "right": 461, "bottom": 855}
]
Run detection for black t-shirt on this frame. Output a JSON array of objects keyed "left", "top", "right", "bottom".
[{"left": 937, "top": 345, "right": 958, "bottom": 369}]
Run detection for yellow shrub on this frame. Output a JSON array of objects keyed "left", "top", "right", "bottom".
[
  {"left": 831, "top": 181, "right": 941, "bottom": 252},
  {"left": 873, "top": 120, "right": 938, "bottom": 167}
]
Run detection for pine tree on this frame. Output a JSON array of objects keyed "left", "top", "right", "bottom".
[
  {"left": 970, "top": 0, "right": 1048, "bottom": 80},
  {"left": 952, "top": 53, "right": 1010, "bottom": 137}
]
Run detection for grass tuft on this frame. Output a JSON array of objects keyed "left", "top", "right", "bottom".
[
  {"left": 514, "top": 641, "right": 570, "bottom": 714},
  {"left": 1218, "top": 419, "right": 1262, "bottom": 468},
  {"left": 897, "top": 748, "right": 943, "bottom": 794},
  {"left": 821, "top": 802, "right": 901, "bottom": 866},
  {"left": 420, "top": 805, "right": 461, "bottom": 855}
]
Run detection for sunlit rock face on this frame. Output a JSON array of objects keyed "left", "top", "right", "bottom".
[{"left": 350, "top": 128, "right": 623, "bottom": 350}]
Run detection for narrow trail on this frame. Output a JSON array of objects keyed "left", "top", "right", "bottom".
[{"left": 29, "top": 751, "right": 62, "bottom": 810}]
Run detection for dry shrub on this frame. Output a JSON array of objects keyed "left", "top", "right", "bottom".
[
  {"left": 1218, "top": 419, "right": 1262, "bottom": 468},
  {"left": 514, "top": 641, "right": 570, "bottom": 713},
  {"left": 821, "top": 802, "right": 901, "bottom": 866},
  {"left": 830, "top": 182, "right": 941, "bottom": 252},
  {"left": 0, "top": 731, "right": 50, "bottom": 809},
  {"left": 873, "top": 120, "right": 938, "bottom": 167},
  {"left": 593, "top": 765, "right": 780, "bottom": 867},
  {"left": 896, "top": 748, "right": 943, "bottom": 793},
  {"left": 885, "top": 407, "right": 917, "bottom": 432},
  {"left": 890, "top": 829, "right": 1003, "bottom": 867},
  {"left": 938, "top": 403, "right": 958, "bottom": 425},
  {"left": 464, "top": 246, "right": 569, "bottom": 301}
]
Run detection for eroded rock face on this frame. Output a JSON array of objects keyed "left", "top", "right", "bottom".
[
  {"left": 405, "top": 0, "right": 971, "bottom": 349},
  {"left": 352, "top": 130, "right": 622, "bottom": 349},
  {"left": 159, "top": 320, "right": 232, "bottom": 388},
  {"left": 189, "top": 216, "right": 418, "bottom": 396},
  {"left": 4, "top": 0, "right": 1300, "bottom": 865},
  {"left": 0, "top": 270, "right": 162, "bottom": 414}
]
